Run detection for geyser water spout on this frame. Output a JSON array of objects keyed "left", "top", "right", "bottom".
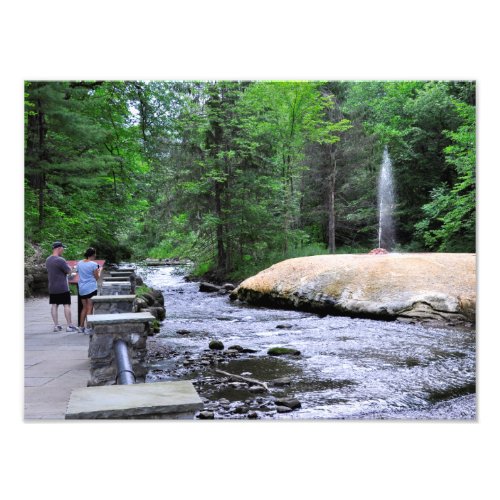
[{"left": 377, "top": 146, "right": 395, "bottom": 250}]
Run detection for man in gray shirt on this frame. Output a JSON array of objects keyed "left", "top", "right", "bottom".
[{"left": 46, "top": 241, "right": 78, "bottom": 332}]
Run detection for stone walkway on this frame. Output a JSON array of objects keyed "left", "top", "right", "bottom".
[{"left": 24, "top": 297, "right": 89, "bottom": 419}]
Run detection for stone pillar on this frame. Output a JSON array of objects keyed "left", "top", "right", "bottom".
[
  {"left": 101, "top": 276, "right": 130, "bottom": 282},
  {"left": 100, "top": 281, "right": 132, "bottom": 295},
  {"left": 92, "top": 295, "right": 136, "bottom": 314},
  {"left": 86, "top": 312, "right": 155, "bottom": 386},
  {"left": 101, "top": 274, "right": 136, "bottom": 294}
]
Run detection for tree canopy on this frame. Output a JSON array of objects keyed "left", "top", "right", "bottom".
[{"left": 24, "top": 80, "right": 476, "bottom": 279}]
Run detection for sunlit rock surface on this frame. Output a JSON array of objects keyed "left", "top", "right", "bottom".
[{"left": 232, "top": 253, "right": 476, "bottom": 323}]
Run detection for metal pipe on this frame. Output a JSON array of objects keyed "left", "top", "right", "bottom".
[{"left": 113, "top": 339, "right": 136, "bottom": 385}]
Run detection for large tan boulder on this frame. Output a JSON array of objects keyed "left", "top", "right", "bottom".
[{"left": 232, "top": 253, "right": 476, "bottom": 323}]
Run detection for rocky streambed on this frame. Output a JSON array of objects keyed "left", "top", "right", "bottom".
[{"left": 139, "top": 264, "right": 476, "bottom": 420}]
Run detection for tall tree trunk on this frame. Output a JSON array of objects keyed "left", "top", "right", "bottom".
[
  {"left": 215, "top": 179, "right": 226, "bottom": 273},
  {"left": 26, "top": 96, "right": 47, "bottom": 231},
  {"left": 37, "top": 173, "right": 45, "bottom": 229},
  {"left": 327, "top": 148, "right": 337, "bottom": 253},
  {"left": 281, "top": 153, "right": 289, "bottom": 254},
  {"left": 223, "top": 158, "right": 231, "bottom": 272}
]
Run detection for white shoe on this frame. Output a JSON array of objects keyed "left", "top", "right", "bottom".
[{"left": 66, "top": 325, "right": 78, "bottom": 332}]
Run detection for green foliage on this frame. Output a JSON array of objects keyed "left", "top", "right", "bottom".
[
  {"left": 25, "top": 80, "right": 476, "bottom": 279},
  {"left": 414, "top": 101, "right": 475, "bottom": 251},
  {"left": 228, "top": 242, "right": 330, "bottom": 282},
  {"left": 342, "top": 80, "right": 472, "bottom": 246},
  {"left": 192, "top": 260, "right": 215, "bottom": 277},
  {"left": 135, "top": 284, "right": 152, "bottom": 297},
  {"left": 25, "top": 81, "right": 150, "bottom": 263}
]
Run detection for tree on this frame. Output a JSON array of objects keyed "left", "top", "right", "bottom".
[
  {"left": 341, "top": 81, "right": 469, "bottom": 247},
  {"left": 25, "top": 79, "right": 476, "bottom": 275},
  {"left": 415, "top": 101, "right": 476, "bottom": 251},
  {"left": 237, "top": 81, "right": 350, "bottom": 253},
  {"left": 24, "top": 80, "right": 146, "bottom": 259}
]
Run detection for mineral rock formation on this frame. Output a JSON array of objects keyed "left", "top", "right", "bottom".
[{"left": 231, "top": 253, "right": 475, "bottom": 323}]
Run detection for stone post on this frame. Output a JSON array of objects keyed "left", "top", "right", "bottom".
[
  {"left": 100, "top": 281, "right": 132, "bottom": 295},
  {"left": 92, "top": 295, "right": 136, "bottom": 314},
  {"left": 86, "top": 312, "right": 155, "bottom": 386}
]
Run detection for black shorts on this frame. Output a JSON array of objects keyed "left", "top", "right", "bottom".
[
  {"left": 79, "top": 290, "right": 98, "bottom": 300},
  {"left": 49, "top": 291, "right": 71, "bottom": 305}
]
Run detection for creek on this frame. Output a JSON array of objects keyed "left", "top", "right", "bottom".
[{"left": 138, "top": 264, "right": 476, "bottom": 420}]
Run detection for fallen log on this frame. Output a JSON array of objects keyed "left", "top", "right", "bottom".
[{"left": 214, "top": 369, "right": 269, "bottom": 391}]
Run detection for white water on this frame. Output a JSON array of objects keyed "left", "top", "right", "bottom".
[
  {"left": 139, "top": 265, "right": 476, "bottom": 420},
  {"left": 378, "top": 146, "right": 396, "bottom": 250}
]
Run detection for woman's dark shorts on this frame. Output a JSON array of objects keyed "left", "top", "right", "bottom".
[
  {"left": 49, "top": 291, "right": 71, "bottom": 305},
  {"left": 79, "top": 290, "right": 98, "bottom": 300}
]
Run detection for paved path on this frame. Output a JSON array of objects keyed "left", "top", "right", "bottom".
[{"left": 24, "top": 297, "right": 90, "bottom": 419}]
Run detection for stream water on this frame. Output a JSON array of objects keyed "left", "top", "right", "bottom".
[{"left": 138, "top": 264, "right": 476, "bottom": 420}]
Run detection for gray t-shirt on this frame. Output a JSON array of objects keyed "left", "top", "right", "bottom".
[{"left": 46, "top": 255, "right": 71, "bottom": 294}]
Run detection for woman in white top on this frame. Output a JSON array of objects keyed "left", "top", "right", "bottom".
[{"left": 76, "top": 247, "right": 101, "bottom": 334}]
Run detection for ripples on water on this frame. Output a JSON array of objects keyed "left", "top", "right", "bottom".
[{"left": 138, "top": 265, "right": 476, "bottom": 420}]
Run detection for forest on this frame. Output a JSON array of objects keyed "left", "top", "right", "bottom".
[{"left": 24, "top": 80, "right": 476, "bottom": 281}]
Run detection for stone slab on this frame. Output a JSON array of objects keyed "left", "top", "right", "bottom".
[
  {"left": 25, "top": 357, "right": 89, "bottom": 378},
  {"left": 25, "top": 377, "right": 53, "bottom": 387},
  {"left": 110, "top": 271, "right": 134, "bottom": 276},
  {"left": 65, "top": 380, "right": 203, "bottom": 419},
  {"left": 93, "top": 300, "right": 135, "bottom": 314},
  {"left": 24, "top": 343, "right": 88, "bottom": 352},
  {"left": 87, "top": 312, "right": 154, "bottom": 325},
  {"left": 25, "top": 350, "right": 88, "bottom": 364},
  {"left": 43, "top": 369, "right": 90, "bottom": 389},
  {"left": 93, "top": 295, "right": 136, "bottom": 302},
  {"left": 102, "top": 276, "right": 130, "bottom": 282},
  {"left": 100, "top": 283, "right": 132, "bottom": 295},
  {"left": 24, "top": 297, "right": 90, "bottom": 419},
  {"left": 25, "top": 386, "right": 78, "bottom": 419}
]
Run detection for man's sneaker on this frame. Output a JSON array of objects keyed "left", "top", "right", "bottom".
[
  {"left": 66, "top": 325, "right": 78, "bottom": 332},
  {"left": 83, "top": 327, "right": 94, "bottom": 335},
  {"left": 53, "top": 325, "right": 63, "bottom": 332}
]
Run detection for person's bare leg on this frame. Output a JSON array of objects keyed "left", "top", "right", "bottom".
[
  {"left": 80, "top": 298, "right": 88, "bottom": 328},
  {"left": 51, "top": 304, "right": 59, "bottom": 326},
  {"left": 63, "top": 304, "right": 73, "bottom": 326},
  {"left": 86, "top": 299, "right": 94, "bottom": 323}
]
